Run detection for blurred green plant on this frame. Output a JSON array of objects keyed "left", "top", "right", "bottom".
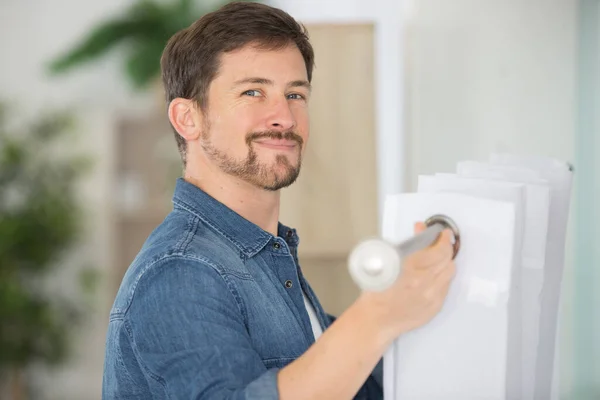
[
  {"left": 0, "top": 103, "right": 96, "bottom": 398},
  {"left": 47, "top": 0, "right": 256, "bottom": 89}
]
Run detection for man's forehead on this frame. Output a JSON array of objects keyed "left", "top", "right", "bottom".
[{"left": 217, "top": 45, "right": 307, "bottom": 80}]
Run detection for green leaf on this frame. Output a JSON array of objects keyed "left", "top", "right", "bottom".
[
  {"left": 78, "top": 267, "right": 100, "bottom": 298},
  {"left": 0, "top": 100, "right": 94, "bottom": 369},
  {"left": 48, "top": 19, "right": 155, "bottom": 74},
  {"left": 124, "top": 39, "right": 167, "bottom": 88},
  {"left": 29, "top": 111, "right": 74, "bottom": 141}
]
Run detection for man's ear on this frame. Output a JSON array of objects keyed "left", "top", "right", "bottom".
[{"left": 167, "top": 98, "right": 203, "bottom": 141}]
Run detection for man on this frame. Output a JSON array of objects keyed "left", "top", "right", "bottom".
[{"left": 102, "top": 2, "right": 456, "bottom": 399}]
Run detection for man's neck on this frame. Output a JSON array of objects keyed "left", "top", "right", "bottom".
[{"left": 183, "top": 164, "right": 281, "bottom": 237}]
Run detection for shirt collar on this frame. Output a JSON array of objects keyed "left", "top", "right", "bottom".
[{"left": 171, "top": 178, "right": 299, "bottom": 257}]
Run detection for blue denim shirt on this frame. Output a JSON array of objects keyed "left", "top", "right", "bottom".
[{"left": 103, "top": 178, "right": 383, "bottom": 399}]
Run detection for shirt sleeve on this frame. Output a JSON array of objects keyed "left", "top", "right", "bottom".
[{"left": 124, "top": 257, "right": 279, "bottom": 400}]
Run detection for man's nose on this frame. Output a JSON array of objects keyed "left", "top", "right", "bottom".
[{"left": 266, "top": 97, "right": 296, "bottom": 131}]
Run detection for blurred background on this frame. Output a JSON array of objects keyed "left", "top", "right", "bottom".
[{"left": 0, "top": 0, "right": 597, "bottom": 399}]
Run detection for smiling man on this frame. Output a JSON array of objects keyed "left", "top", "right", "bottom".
[{"left": 102, "top": 2, "right": 456, "bottom": 399}]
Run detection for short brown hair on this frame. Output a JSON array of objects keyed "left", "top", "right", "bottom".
[{"left": 160, "top": 1, "right": 315, "bottom": 166}]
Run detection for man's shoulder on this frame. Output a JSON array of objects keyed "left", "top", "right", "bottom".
[{"left": 110, "top": 208, "right": 249, "bottom": 316}]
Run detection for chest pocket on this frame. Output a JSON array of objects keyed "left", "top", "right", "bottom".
[{"left": 229, "top": 273, "right": 311, "bottom": 362}]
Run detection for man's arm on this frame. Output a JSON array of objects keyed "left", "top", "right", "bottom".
[
  {"left": 326, "top": 312, "right": 384, "bottom": 394},
  {"left": 277, "top": 295, "right": 391, "bottom": 399},
  {"left": 126, "top": 258, "right": 281, "bottom": 399}
]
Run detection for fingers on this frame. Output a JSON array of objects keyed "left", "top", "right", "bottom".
[
  {"left": 407, "top": 227, "right": 454, "bottom": 268},
  {"left": 433, "top": 229, "right": 455, "bottom": 264},
  {"left": 414, "top": 221, "right": 427, "bottom": 234}
]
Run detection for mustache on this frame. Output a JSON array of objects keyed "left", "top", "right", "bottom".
[{"left": 246, "top": 130, "right": 304, "bottom": 147}]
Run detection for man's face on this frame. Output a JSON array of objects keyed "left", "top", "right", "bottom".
[{"left": 198, "top": 43, "right": 310, "bottom": 191}]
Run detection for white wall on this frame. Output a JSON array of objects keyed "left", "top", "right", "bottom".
[
  {"left": 403, "top": 1, "right": 577, "bottom": 397},
  {"left": 404, "top": 0, "right": 576, "bottom": 187}
]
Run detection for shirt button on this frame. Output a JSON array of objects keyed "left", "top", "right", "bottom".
[
  {"left": 273, "top": 242, "right": 281, "bottom": 249},
  {"left": 284, "top": 280, "right": 293, "bottom": 288},
  {"left": 286, "top": 230, "right": 293, "bottom": 238}
]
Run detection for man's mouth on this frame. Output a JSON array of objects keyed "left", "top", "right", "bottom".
[{"left": 253, "top": 139, "right": 299, "bottom": 150}]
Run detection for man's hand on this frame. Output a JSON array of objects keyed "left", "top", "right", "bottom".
[{"left": 362, "top": 222, "right": 457, "bottom": 338}]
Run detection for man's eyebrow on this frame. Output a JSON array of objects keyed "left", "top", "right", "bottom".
[
  {"left": 233, "top": 77, "right": 273, "bottom": 86},
  {"left": 289, "top": 80, "right": 312, "bottom": 91},
  {"left": 232, "top": 77, "right": 311, "bottom": 91}
]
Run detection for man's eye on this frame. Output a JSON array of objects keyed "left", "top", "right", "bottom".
[
  {"left": 287, "top": 93, "right": 305, "bottom": 100},
  {"left": 242, "top": 90, "right": 261, "bottom": 97}
]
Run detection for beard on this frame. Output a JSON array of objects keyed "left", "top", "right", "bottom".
[{"left": 200, "top": 127, "right": 304, "bottom": 191}]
